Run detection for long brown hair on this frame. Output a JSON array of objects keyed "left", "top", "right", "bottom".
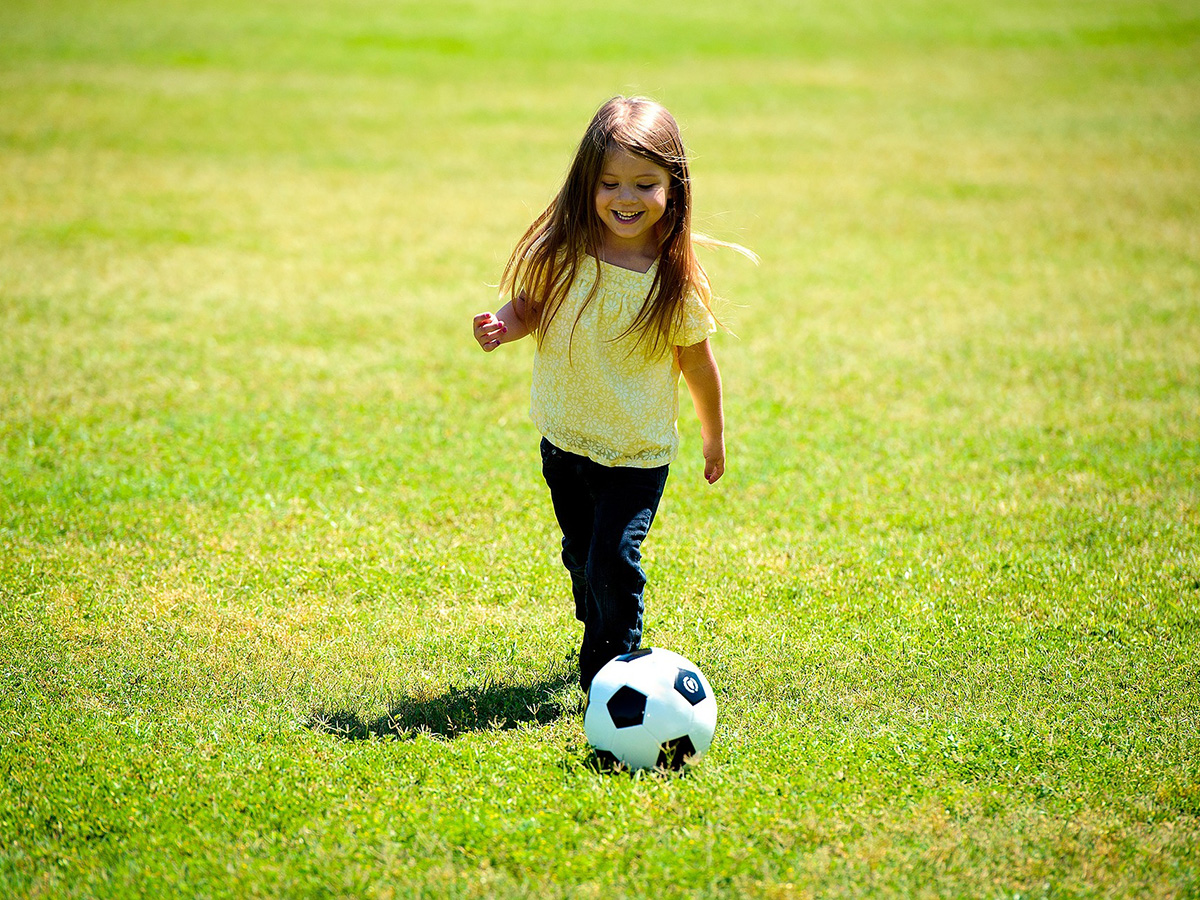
[{"left": 500, "top": 96, "right": 717, "bottom": 359}]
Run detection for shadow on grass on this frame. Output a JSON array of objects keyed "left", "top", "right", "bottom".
[{"left": 307, "top": 672, "right": 578, "bottom": 741}]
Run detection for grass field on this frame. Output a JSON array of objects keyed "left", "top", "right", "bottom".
[{"left": 2, "top": 0, "right": 1198, "bottom": 896}]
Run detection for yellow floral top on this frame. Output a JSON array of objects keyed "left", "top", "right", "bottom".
[{"left": 530, "top": 259, "right": 716, "bottom": 468}]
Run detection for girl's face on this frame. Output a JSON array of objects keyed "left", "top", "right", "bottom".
[{"left": 593, "top": 147, "right": 672, "bottom": 257}]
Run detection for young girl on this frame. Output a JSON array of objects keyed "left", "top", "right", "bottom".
[{"left": 472, "top": 96, "right": 738, "bottom": 691}]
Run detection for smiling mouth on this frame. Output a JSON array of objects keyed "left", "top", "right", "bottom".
[{"left": 613, "top": 211, "right": 644, "bottom": 224}]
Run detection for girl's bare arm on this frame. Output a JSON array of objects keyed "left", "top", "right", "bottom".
[{"left": 679, "top": 339, "right": 725, "bottom": 484}]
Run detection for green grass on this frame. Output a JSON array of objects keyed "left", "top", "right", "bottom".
[{"left": 2, "top": 0, "right": 1198, "bottom": 896}]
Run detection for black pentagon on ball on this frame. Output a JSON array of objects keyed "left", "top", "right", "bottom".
[
  {"left": 656, "top": 735, "right": 698, "bottom": 770},
  {"left": 674, "top": 668, "right": 707, "bottom": 705},
  {"left": 616, "top": 648, "right": 653, "bottom": 662},
  {"left": 607, "top": 685, "right": 648, "bottom": 728}
]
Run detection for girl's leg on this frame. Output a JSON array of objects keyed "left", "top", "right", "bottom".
[
  {"left": 540, "top": 439, "right": 592, "bottom": 624},
  {"left": 581, "top": 462, "right": 669, "bottom": 689},
  {"left": 540, "top": 439, "right": 670, "bottom": 691}
]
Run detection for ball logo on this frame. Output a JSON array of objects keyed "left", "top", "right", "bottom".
[{"left": 674, "top": 668, "right": 707, "bottom": 705}]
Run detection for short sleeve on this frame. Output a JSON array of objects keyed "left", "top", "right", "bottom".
[{"left": 675, "top": 286, "right": 717, "bottom": 347}]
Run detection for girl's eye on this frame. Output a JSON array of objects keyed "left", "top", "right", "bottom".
[
  {"left": 600, "top": 182, "right": 617, "bottom": 190},
  {"left": 637, "top": 184, "right": 657, "bottom": 191}
]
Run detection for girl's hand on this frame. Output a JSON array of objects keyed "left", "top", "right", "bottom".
[
  {"left": 703, "top": 434, "right": 725, "bottom": 484},
  {"left": 472, "top": 312, "right": 508, "bottom": 351}
]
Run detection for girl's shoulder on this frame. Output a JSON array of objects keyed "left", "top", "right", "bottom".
[{"left": 688, "top": 266, "right": 712, "bottom": 302}]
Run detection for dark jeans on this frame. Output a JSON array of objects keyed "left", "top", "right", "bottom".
[{"left": 540, "top": 438, "right": 670, "bottom": 691}]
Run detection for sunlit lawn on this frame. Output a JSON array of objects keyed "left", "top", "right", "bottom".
[{"left": 1, "top": 0, "right": 1198, "bottom": 896}]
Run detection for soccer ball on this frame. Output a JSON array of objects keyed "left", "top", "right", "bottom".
[{"left": 584, "top": 647, "right": 717, "bottom": 771}]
